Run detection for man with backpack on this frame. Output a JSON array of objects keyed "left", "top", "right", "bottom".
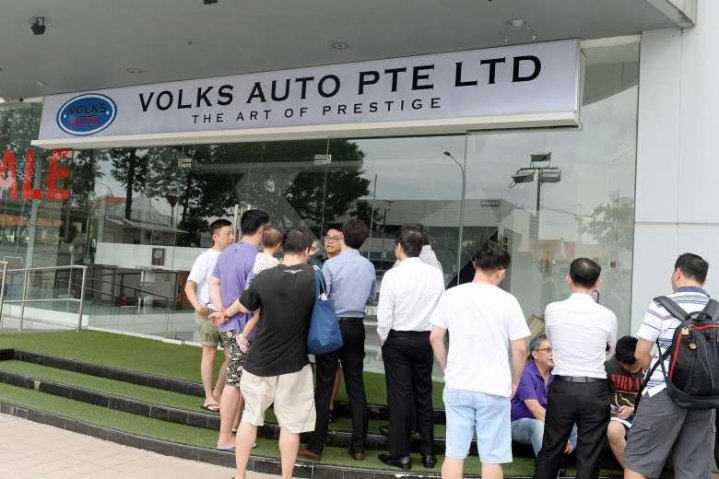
[{"left": 625, "top": 253, "right": 717, "bottom": 479}]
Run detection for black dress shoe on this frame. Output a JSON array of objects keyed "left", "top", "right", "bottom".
[
  {"left": 421, "top": 454, "right": 437, "bottom": 468},
  {"left": 379, "top": 425, "right": 389, "bottom": 436},
  {"left": 378, "top": 454, "right": 411, "bottom": 470}
]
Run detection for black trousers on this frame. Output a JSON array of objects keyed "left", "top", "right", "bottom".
[
  {"left": 382, "top": 330, "right": 434, "bottom": 458},
  {"left": 306, "top": 318, "right": 368, "bottom": 454},
  {"left": 534, "top": 380, "right": 610, "bottom": 479}
]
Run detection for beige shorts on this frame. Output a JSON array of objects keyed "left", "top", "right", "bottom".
[
  {"left": 240, "top": 364, "right": 316, "bottom": 434},
  {"left": 195, "top": 312, "right": 221, "bottom": 347}
]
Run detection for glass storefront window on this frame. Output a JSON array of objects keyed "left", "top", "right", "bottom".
[{"left": 0, "top": 42, "right": 639, "bottom": 358}]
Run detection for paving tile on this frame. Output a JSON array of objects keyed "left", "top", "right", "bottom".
[{"left": 0, "top": 414, "right": 233, "bottom": 479}]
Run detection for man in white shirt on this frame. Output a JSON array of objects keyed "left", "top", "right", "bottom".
[
  {"left": 184, "top": 219, "right": 235, "bottom": 411},
  {"left": 377, "top": 224, "right": 445, "bottom": 470},
  {"left": 535, "top": 258, "right": 617, "bottom": 479},
  {"left": 430, "top": 241, "right": 530, "bottom": 479},
  {"left": 391, "top": 224, "right": 444, "bottom": 275}
]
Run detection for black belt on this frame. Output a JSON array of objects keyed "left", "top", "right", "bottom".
[
  {"left": 554, "top": 375, "right": 606, "bottom": 383},
  {"left": 339, "top": 317, "right": 363, "bottom": 321}
]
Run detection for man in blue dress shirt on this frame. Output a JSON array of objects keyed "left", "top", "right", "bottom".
[{"left": 300, "top": 218, "right": 377, "bottom": 461}]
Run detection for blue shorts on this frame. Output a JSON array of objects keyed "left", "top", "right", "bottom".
[{"left": 443, "top": 387, "right": 512, "bottom": 464}]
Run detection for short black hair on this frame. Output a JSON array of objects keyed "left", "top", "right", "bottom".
[
  {"left": 473, "top": 241, "right": 511, "bottom": 271},
  {"left": 615, "top": 336, "right": 638, "bottom": 365},
  {"left": 569, "top": 258, "right": 601, "bottom": 288},
  {"left": 395, "top": 224, "right": 425, "bottom": 257},
  {"left": 209, "top": 218, "right": 232, "bottom": 236},
  {"left": 282, "top": 228, "right": 312, "bottom": 254},
  {"left": 402, "top": 223, "right": 429, "bottom": 246},
  {"left": 341, "top": 218, "right": 369, "bottom": 249},
  {"left": 239, "top": 209, "right": 269, "bottom": 235},
  {"left": 325, "top": 224, "right": 342, "bottom": 234},
  {"left": 675, "top": 253, "right": 708, "bottom": 283}
]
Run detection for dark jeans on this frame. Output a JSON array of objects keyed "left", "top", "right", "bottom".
[
  {"left": 382, "top": 330, "right": 434, "bottom": 457},
  {"left": 534, "top": 380, "right": 610, "bottom": 479},
  {"left": 306, "top": 318, "right": 368, "bottom": 454}
]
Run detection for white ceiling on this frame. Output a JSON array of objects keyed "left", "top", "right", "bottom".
[{"left": 0, "top": 0, "right": 679, "bottom": 100}]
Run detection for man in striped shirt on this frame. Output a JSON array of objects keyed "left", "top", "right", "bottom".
[{"left": 624, "top": 253, "right": 714, "bottom": 479}]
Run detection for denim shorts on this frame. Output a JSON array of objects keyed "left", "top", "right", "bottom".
[{"left": 443, "top": 387, "right": 512, "bottom": 463}]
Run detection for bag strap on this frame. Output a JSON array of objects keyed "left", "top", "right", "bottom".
[
  {"left": 654, "top": 296, "right": 689, "bottom": 322},
  {"left": 635, "top": 340, "right": 672, "bottom": 411},
  {"left": 313, "top": 267, "right": 328, "bottom": 298},
  {"left": 701, "top": 298, "right": 719, "bottom": 322}
]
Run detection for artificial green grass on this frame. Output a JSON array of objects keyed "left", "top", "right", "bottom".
[
  {"left": 0, "top": 330, "right": 445, "bottom": 406},
  {"left": 0, "top": 360, "right": 448, "bottom": 436},
  {"left": 0, "top": 381, "right": 540, "bottom": 474},
  {"left": 0, "top": 360, "right": 204, "bottom": 411},
  {"left": 0, "top": 331, "right": 218, "bottom": 382}
]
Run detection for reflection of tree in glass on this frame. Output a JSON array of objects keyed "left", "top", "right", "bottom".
[
  {"left": 107, "top": 148, "right": 148, "bottom": 220},
  {"left": 70, "top": 150, "right": 103, "bottom": 209},
  {"left": 585, "top": 197, "right": 634, "bottom": 253},
  {"left": 0, "top": 104, "right": 43, "bottom": 243},
  {"left": 104, "top": 139, "right": 371, "bottom": 246}
]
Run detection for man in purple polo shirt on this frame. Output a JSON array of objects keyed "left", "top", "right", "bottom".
[
  {"left": 209, "top": 209, "right": 269, "bottom": 450},
  {"left": 511, "top": 334, "right": 576, "bottom": 458}
]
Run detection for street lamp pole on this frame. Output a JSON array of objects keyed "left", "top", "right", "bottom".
[{"left": 444, "top": 151, "right": 466, "bottom": 286}]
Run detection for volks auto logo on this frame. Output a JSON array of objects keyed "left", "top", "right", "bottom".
[{"left": 56, "top": 93, "right": 117, "bottom": 136}]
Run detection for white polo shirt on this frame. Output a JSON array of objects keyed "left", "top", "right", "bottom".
[{"left": 545, "top": 293, "right": 618, "bottom": 379}]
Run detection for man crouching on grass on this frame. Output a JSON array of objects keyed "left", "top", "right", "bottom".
[{"left": 211, "top": 228, "right": 316, "bottom": 479}]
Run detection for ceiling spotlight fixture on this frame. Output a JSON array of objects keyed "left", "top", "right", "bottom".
[
  {"left": 508, "top": 18, "right": 526, "bottom": 28},
  {"left": 30, "top": 17, "right": 46, "bottom": 35},
  {"left": 126, "top": 67, "right": 144, "bottom": 74},
  {"left": 203, "top": 0, "right": 218, "bottom": 4},
  {"left": 34, "top": 81, "right": 47, "bottom": 87},
  {"left": 330, "top": 41, "right": 349, "bottom": 50}
]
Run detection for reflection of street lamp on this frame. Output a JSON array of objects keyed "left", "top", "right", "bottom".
[
  {"left": 380, "top": 200, "right": 393, "bottom": 257},
  {"left": 444, "top": 151, "right": 466, "bottom": 286},
  {"left": 509, "top": 153, "right": 562, "bottom": 239}
]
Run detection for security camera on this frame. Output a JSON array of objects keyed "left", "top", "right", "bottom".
[{"left": 30, "top": 17, "right": 46, "bottom": 35}]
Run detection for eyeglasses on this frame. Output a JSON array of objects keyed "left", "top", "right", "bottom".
[
  {"left": 324, "top": 236, "right": 341, "bottom": 243},
  {"left": 534, "top": 347, "right": 553, "bottom": 353}
]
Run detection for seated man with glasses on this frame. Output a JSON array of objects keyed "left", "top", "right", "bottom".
[{"left": 511, "top": 334, "right": 576, "bottom": 458}]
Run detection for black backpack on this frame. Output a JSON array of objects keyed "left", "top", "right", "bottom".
[{"left": 643, "top": 296, "right": 719, "bottom": 409}]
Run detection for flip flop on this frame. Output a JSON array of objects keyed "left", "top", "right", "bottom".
[
  {"left": 201, "top": 402, "right": 221, "bottom": 413},
  {"left": 216, "top": 445, "right": 235, "bottom": 452}
]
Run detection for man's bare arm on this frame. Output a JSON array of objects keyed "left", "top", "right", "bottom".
[
  {"left": 430, "top": 326, "right": 448, "bottom": 371},
  {"left": 509, "top": 338, "right": 528, "bottom": 397},
  {"left": 635, "top": 338, "right": 654, "bottom": 371},
  {"left": 184, "top": 280, "right": 208, "bottom": 317}
]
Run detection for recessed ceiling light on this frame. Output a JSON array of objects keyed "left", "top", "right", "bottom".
[
  {"left": 126, "top": 67, "right": 144, "bottom": 74},
  {"left": 330, "top": 41, "right": 349, "bottom": 50},
  {"left": 34, "top": 81, "right": 46, "bottom": 87},
  {"left": 508, "top": 18, "right": 526, "bottom": 28},
  {"left": 0, "top": 98, "right": 5, "bottom": 104}
]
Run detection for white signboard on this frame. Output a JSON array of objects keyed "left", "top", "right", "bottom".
[{"left": 35, "top": 40, "right": 580, "bottom": 149}]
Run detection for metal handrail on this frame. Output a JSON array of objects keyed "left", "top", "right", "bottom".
[{"left": 0, "top": 264, "right": 88, "bottom": 331}]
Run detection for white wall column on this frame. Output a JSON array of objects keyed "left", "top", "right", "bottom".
[{"left": 632, "top": 0, "right": 719, "bottom": 332}]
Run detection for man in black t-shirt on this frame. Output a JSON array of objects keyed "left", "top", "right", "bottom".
[
  {"left": 215, "top": 228, "right": 316, "bottom": 479},
  {"left": 605, "top": 336, "right": 642, "bottom": 469}
]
